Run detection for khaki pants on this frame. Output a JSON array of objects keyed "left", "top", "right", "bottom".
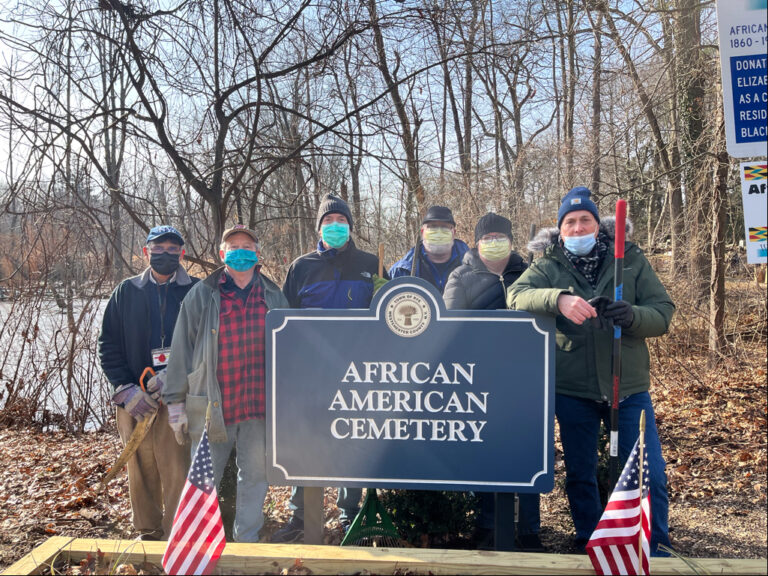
[{"left": 116, "top": 404, "right": 190, "bottom": 538}]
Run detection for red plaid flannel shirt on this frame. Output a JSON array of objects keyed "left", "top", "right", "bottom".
[{"left": 216, "top": 271, "right": 267, "bottom": 424}]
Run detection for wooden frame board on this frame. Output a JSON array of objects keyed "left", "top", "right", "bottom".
[{"left": 3, "top": 537, "right": 766, "bottom": 575}]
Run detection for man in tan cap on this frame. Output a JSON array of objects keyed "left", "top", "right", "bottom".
[{"left": 164, "top": 224, "right": 288, "bottom": 542}]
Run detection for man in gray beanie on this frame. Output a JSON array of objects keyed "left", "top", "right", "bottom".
[{"left": 274, "top": 194, "right": 388, "bottom": 542}]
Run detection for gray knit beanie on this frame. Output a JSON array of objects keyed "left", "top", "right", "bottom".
[{"left": 316, "top": 194, "right": 354, "bottom": 231}]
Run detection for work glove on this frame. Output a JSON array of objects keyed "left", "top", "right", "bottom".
[
  {"left": 372, "top": 274, "right": 388, "bottom": 294},
  {"left": 604, "top": 299, "right": 634, "bottom": 329},
  {"left": 587, "top": 296, "right": 613, "bottom": 330},
  {"left": 112, "top": 384, "right": 158, "bottom": 421},
  {"left": 167, "top": 403, "right": 189, "bottom": 445},
  {"left": 145, "top": 369, "right": 166, "bottom": 403}
]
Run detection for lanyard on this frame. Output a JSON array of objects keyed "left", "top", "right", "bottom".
[{"left": 156, "top": 282, "right": 169, "bottom": 348}]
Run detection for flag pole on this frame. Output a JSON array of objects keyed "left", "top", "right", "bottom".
[{"left": 637, "top": 409, "right": 646, "bottom": 575}]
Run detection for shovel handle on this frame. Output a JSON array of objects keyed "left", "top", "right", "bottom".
[{"left": 140, "top": 366, "right": 156, "bottom": 392}]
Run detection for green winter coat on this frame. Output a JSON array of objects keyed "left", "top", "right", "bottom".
[
  {"left": 506, "top": 219, "right": 674, "bottom": 402},
  {"left": 164, "top": 267, "right": 289, "bottom": 443}
]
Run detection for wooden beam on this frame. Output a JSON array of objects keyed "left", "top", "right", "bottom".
[
  {"left": 3, "top": 537, "right": 766, "bottom": 575},
  {"left": 2, "top": 536, "right": 75, "bottom": 576}
]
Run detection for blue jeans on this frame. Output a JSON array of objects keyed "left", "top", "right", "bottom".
[
  {"left": 194, "top": 418, "right": 268, "bottom": 543},
  {"left": 555, "top": 392, "right": 671, "bottom": 555},
  {"left": 476, "top": 492, "right": 540, "bottom": 536},
  {"left": 289, "top": 486, "right": 362, "bottom": 523}
]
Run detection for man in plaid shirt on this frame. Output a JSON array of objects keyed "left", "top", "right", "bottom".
[{"left": 164, "top": 224, "right": 288, "bottom": 542}]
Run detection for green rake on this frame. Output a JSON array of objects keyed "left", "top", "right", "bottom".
[{"left": 340, "top": 488, "right": 404, "bottom": 547}]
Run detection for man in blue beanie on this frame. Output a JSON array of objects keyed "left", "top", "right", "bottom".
[{"left": 508, "top": 187, "right": 675, "bottom": 556}]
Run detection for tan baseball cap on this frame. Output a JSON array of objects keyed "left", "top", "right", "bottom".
[{"left": 222, "top": 223, "right": 259, "bottom": 243}]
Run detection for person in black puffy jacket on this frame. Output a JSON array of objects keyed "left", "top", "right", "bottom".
[
  {"left": 443, "top": 213, "right": 527, "bottom": 310},
  {"left": 443, "top": 213, "right": 542, "bottom": 551}
]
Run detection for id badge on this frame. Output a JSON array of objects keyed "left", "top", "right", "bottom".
[{"left": 151, "top": 347, "right": 172, "bottom": 368}]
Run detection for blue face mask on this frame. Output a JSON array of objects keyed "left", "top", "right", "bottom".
[
  {"left": 321, "top": 222, "right": 350, "bottom": 249},
  {"left": 563, "top": 233, "right": 597, "bottom": 256},
  {"left": 224, "top": 248, "right": 258, "bottom": 271}
]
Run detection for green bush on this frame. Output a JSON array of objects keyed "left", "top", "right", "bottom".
[{"left": 379, "top": 489, "right": 479, "bottom": 548}]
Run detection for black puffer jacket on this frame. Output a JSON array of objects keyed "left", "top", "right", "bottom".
[{"left": 443, "top": 249, "right": 527, "bottom": 310}]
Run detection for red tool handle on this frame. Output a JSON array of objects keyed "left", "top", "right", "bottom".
[{"left": 614, "top": 199, "right": 627, "bottom": 258}]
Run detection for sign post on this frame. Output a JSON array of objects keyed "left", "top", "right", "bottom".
[{"left": 715, "top": 0, "right": 767, "bottom": 159}]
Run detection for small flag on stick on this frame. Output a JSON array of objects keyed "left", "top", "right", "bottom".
[
  {"left": 587, "top": 411, "right": 651, "bottom": 575},
  {"left": 162, "top": 429, "right": 226, "bottom": 575}
]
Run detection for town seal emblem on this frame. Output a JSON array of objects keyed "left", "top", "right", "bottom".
[{"left": 385, "top": 291, "right": 431, "bottom": 337}]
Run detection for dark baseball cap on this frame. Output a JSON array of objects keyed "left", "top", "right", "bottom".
[
  {"left": 146, "top": 225, "right": 184, "bottom": 245},
  {"left": 422, "top": 205, "right": 455, "bottom": 226}
]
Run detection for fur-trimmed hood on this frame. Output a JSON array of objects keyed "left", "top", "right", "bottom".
[{"left": 527, "top": 216, "right": 634, "bottom": 254}]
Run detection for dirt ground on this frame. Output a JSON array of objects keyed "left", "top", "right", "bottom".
[{"left": 1, "top": 335, "right": 765, "bottom": 571}]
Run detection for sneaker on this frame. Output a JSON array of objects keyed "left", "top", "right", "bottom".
[
  {"left": 517, "top": 533, "right": 545, "bottom": 552},
  {"left": 136, "top": 530, "right": 163, "bottom": 541},
  {"left": 270, "top": 518, "right": 304, "bottom": 543}
]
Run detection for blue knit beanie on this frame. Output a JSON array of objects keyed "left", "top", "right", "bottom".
[{"left": 557, "top": 187, "right": 600, "bottom": 228}]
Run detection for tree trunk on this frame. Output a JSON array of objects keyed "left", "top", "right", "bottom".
[
  {"left": 659, "top": 4, "right": 685, "bottom": 271},
  {"left": 588, "top": 9, "right": 602, "bottom": 196},
  {"left": 675, "top": 0, "right": 709, "bottom": 297},
  {"left": 708, "top": 99, "right": 728, "bottom": 366}
]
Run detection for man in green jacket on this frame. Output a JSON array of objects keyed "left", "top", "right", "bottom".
[
  {"left": 507, "top": 187, "right": 674, "bottom": 556},
  {"left": 164, "top": 224, "right": 289, "bottom": 542}
]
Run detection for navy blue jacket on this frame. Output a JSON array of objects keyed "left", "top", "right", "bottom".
[
  {"left": 388, "top": 240, "right": 469, "bottom": 293},
  {"left": 99, "top": 267, "right": 199, "bottom": 389},
  {"left": 282, "top": 240, "right": 386, "bottom": 309}
]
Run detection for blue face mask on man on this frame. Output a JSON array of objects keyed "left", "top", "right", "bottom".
[
  {"left": 563, "top": 233, "right": 597, "bottom": 256},
  {"left": 224, "top": 248, "right": 259, "bottom": 271},
  {"left": 321, "top": 222, "right": 350, "bottom": 249}
]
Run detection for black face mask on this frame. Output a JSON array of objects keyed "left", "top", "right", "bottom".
[{"left": 150, "top": 252, "right": 180, "bottom": 276}]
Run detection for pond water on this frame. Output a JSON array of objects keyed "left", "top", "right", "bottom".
[{"left": 0, "top": 298, "right": 111, "bottom": 430}]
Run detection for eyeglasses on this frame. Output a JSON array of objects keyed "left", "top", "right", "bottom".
[{"left": 147, "top": 244, "right": 182, "bottom": 255}]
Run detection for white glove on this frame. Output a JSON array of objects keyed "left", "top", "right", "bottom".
[{"left": 167, "top": 403, "right": 188, "bottom": 445}]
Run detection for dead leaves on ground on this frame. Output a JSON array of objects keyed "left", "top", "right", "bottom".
[
  {"left": 652, "top": 338, "right": 767, "bottom": 507},
  {"left": 0, "top": 427, "right": 132, "bottom": 566}
]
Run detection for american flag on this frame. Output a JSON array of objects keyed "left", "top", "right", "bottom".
[
  {"left": 162, "top": 429, "right": 226, "bottom": 575},
  {"left": 586, "top": 436, "right": 651, "bottom": 575}
]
